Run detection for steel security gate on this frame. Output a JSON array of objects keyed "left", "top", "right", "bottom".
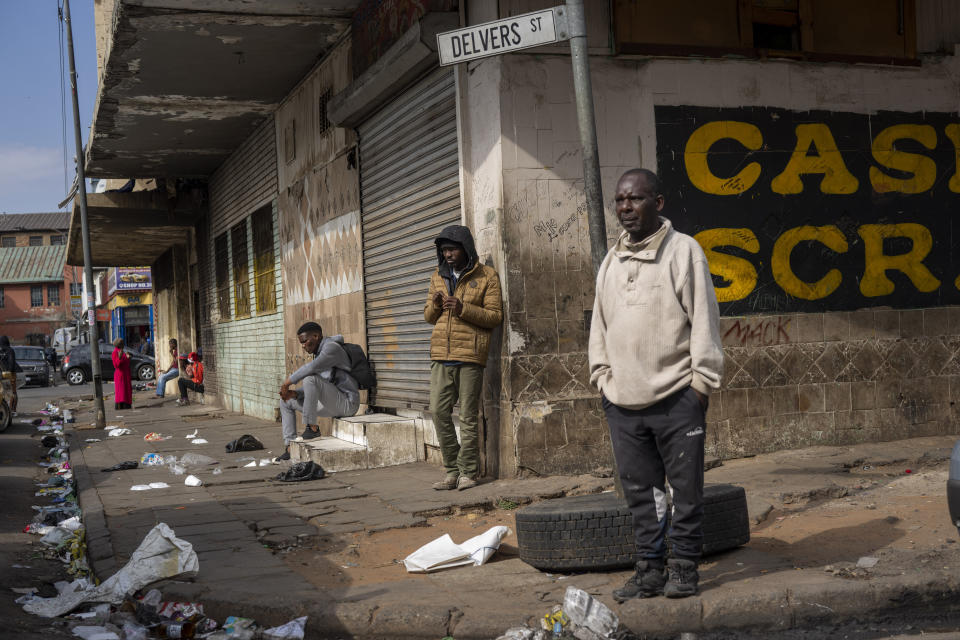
[{"left": 359, "top": 68, "right": 461, "bottom": 409}]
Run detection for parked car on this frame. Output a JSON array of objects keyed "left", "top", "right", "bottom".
[
  {"left": 61, "top": 343, "right": 155, "bottom": 386},
  {"left": 12, "top": 345, "right": 51, "bottom": 387}
]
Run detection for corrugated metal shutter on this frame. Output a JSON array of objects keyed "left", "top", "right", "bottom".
[{"left": 359, "top": 68, "right": 460, "bottom": 409}]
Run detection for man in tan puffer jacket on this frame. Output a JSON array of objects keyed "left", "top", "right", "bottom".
[{"left": 424, "top": 225, "right": 502, "bottom": 491}]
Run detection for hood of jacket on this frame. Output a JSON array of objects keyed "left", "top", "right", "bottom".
[
  {"left": 315, "top": 334, "right": 345, "bottom": 356},
  {"left": 434, "top": 225, "right": 479, "bottom": 278}
]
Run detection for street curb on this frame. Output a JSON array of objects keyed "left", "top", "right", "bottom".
[{"left": 70, "top": 428, "right": 119, "bottom": 579}]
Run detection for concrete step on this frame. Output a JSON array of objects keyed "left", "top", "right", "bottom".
[{"left": 290, "top": 413, "right": 419, "bottom": 472}]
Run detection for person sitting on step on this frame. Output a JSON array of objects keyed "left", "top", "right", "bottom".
[
  {"left": 176, "top": 352, "right": 204, "bottom": 406},
  {"left": 276, "top": 322, "right": 360, "bottom": 461}
]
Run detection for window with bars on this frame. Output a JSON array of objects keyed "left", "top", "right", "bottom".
[
  {"left": 29, "top": 236, "right": 42, "bottom": 246},
  {"left": 1, "top": 237, "right": 15, "bottom": 247},
  {"left": 30, "top": 285, "right": 42, "bottom": 307},
  {"left": 214, "top": 233, "right": 231, "bottom": 321},
  {"left": 70, "top": 282, "right": 82, "bottom": 296},
  {"left": 50, "top": 235, "right": 66, "bottom": 245},
  {"left": 47, "top": 285, "right": 60, "bottom": 306},
  {"left": 251, "top": 206, "right": 277, "bottom": 314},
  {"left": 0, "top": 287, "right": 5, "bottom": 308},
  {"left": 318, "top": 89, "right": 332, "bottom": 135},
  {"left": 230, "top": 222, "right": 251, "bottom": 318}
]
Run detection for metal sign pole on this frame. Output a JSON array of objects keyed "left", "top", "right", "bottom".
[
  {"left": 565, "top": 0, "right": 623, "bottom": 496},
  {"left": 564, "top": 0, "right": 606, "bottom": 276},
  {"left": 64, "top": 0, "right": 107, "bottom": 428}
]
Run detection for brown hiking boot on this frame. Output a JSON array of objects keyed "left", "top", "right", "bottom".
[{"left": 432, "top": 474, "right": 459, "bottom": 490}]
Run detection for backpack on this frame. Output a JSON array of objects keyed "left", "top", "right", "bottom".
[{"left": 340, "top": 342, "right": 376, "bottom": 390}]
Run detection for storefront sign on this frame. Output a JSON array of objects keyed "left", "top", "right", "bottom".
[
  {"left": 114, "top": 267, "right": 151, "bottom": 293},
  {"left": 656, "top": 105, "right": 960, "bottom": 314},
  {"left": 437, "top": 8, "right": 565, "bottom": 65},
  {"left": 107, "top": 291, "right": 153, "bottom": 310}
]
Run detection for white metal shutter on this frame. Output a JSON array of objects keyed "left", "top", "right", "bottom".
[{"left": 359, "top": 68, "right": 460, "bottom": 409}]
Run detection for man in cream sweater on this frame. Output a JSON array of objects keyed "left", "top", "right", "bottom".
[{"left": 589, "top": 168, "right": 723, "bottom": 601}]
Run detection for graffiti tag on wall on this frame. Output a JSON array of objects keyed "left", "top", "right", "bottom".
[{"left": 656, "top": 105, "right": 960, "bottom": 314}]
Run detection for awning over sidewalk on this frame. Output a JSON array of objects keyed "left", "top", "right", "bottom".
[
  {"left": 86, "top": 0, "right": 358, "bottom": 178},
  {"left": 66, "top": 192, "right": 198, "bottom": 267}
]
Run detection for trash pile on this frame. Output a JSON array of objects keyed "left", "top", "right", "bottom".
[
  {"left": 496, "top": 587, "right": 630, "bottom": 640},
  {"left": 18, "top": 403, "right": 311, "bottom": 639},
  {"left": 26, "top": 403, "right": 88, "bottom": 579}
]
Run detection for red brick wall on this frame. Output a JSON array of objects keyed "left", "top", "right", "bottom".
[{"left": 0, "top": 262, "right": 79, "bottom": 344}]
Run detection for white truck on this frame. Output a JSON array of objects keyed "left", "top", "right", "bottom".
[{"left": 52, "top": 325, "right": 89, "bottom": 363}]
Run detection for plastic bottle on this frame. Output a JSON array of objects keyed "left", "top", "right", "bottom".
[{"left": 159, "top": 620, "right": 196, "bottom": 638}]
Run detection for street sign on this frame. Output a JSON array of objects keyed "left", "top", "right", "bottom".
[{"left": 437, "top": 7, "right": 568, "bottom": 66}]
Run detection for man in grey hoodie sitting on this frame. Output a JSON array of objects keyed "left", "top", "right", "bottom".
[{"left": 276, "top": 321, "right": 360, "bottom": 461}]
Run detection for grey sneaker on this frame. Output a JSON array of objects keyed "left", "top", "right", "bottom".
[
  {"left": 664, "top": 558, "right": 699, "bottom": 598},
  {"left": 432, "top": 474, "right": 459, "bottom": 490},
  {"left": 613, "top": 558, "right": 666, "bottom": 602},
  {"left": 456, "top": 476, "right": 477, "bottom": 491}
]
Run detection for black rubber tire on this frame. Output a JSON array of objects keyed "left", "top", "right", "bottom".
[
  {"left": 0, "top": 399, "right": 11, "bottom": 433},
  {"left": 515, "top": 483, "right": 750, "bottom": 572},
  {"left": 66, "top": 367, "right": 86, "bottom": 386}
]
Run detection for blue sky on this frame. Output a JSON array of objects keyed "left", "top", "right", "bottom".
[{"left": 0, "top": 1, "right": 97, "bottom": 214}]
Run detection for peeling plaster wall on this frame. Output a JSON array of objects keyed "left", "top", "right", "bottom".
[
  {"left": 275, "top": 38, "right": 367, "bottom": 430},
  {"left": 474, "top": 51, "right": 960, "bottom": 475}
]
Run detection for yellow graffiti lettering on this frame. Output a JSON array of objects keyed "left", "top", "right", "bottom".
[
  {"left": 870, "top": 124, "right": 937, "bottom": 194},
  {"left": 694, "top": 228, "right": 759, "bottom": 302},
  {"left": 771, "top": 226, "right": 848, "bottom": 300},
  {"left": 684, "top": 121, "right": 763, "bottom": 195},
  {"left": 945, "top": 124, "right": 960, "bottom": 193},
  {"left": 771, "top": 124, "right": 860, "bottom": 195},
  {"left": 858, "top": 223, "right": 940, "bottom": 297}
]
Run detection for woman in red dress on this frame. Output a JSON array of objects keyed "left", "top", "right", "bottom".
[{"left": 112, "top": 338, "right": 133, "bottom": 410}]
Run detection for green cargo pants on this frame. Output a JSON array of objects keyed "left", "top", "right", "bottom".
[{"left": 430, "top": 361, "right": 484, "bottom": 479}]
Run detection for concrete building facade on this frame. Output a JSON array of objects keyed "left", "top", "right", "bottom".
[{"left": 79, "top": 0, "right": 960, "bottom": 477}]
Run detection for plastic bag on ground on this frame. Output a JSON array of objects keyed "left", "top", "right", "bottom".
[
  {"left": 225, "top": 434, "right": 264, "bottom": 453},
  {"left": 275, "top": 461, "right": 325, "bottom": 482},
  {"left": 23, "top": 523, "right": 199, "bottom": 618},
  {"left": 263, "top": 616, "right": 308, "bottom": 640},
  {"left": 180, "top": 453, "right": 217, "bottom": 467},
  {"left": 404, "top": 525, "right": 511, "bottom": 572},
  {"left": 562, "top": 586, "right": 619, "bottom": 640},
  {"left": 71, "top": 625, "right": 120, "bottom": 640},
  {"left": 140, "top": 453, "right": 164, "bottom": 466},
  {"left": 107, "top": 428, "right": 131, "bottom": 437}
]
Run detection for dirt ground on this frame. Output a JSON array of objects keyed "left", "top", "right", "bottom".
[
  {"left": 285, "top": 507, "right": 521, "bottom": 589},
  {"left": 282, "top": 446, "right": 960, "bottom": 594}
]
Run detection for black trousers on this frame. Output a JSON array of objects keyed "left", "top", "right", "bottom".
[
  {"left": 603, "top": 386, "right": 706, "bottom": 561},
  {"left": 178, "top": 378, "right": 204, "bottom": 398}
]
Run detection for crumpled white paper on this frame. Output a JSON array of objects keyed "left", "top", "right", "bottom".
[
  {"left": 107, "top": 428, "right": 131, "bottom": 437},
  {"left": 263, "top": 616, "right": 308, "bottom": 639},
  {"left": 23, "top": 523, "right": 199, "bottom": 617},
  {"left": 403, "top": 525, "right": 511, "bottom": 572}
]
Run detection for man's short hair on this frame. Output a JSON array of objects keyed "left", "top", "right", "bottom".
[
  {"left": 620, "top": 168, "right": 662, "bottom": 196},
  {"left": 297, "top": 321, "right": 322, "bottom": 335}
]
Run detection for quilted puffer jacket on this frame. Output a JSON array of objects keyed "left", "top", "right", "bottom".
[{"left": 424, "top": 225, "right": 503, "bottom": 366}]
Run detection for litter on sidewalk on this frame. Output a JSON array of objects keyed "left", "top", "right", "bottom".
[
  {"left": 403, "top": 525, "right": 511, "bottom": 572},
  {"left": 107, "top": 428, "right": 131, "bottom": 437},
  {"left": 100, "top": 461, "right": 138, "bottom": 473},
  {"left": 275, "top": 461, "right": 324, "bottom": 482},
  {"left": 23, "top": 523, "right": 199, "bottom": 617}
]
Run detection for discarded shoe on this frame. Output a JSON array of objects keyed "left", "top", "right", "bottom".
[
  {"left": 275, "top": 461, "right": 326, "bottom": 482},
  {"left": 225, "top": 434, "right": 264, "bottom": 453},
  {"left": 664, "top": 558, "right": 699, "bottom": 598},
  {"left": 456, "top": 476, "right": 477, "bottom": 491},
  {"left": 613, "top": 558, "right": 666, "bottom": 602},
  {"left": 300, "top": 425, "right": 321, "bottom": 440},
  {"left": 432, "top": 474, "right": 459, "bottom": 491}
]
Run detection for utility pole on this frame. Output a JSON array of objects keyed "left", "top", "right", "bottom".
[
  {"left": 63, "top": 0, "right": 106, "bottom": 428},
  {"left": 565, "top": 0, "right": 606, "bottom": 276}
]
